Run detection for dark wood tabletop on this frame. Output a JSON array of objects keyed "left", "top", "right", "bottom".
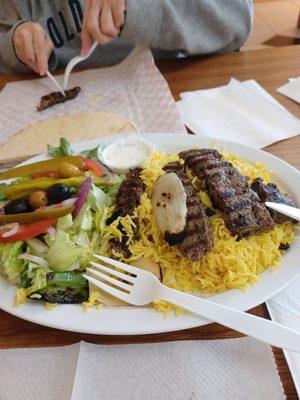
[{"left": 0, "top": 45, "right": 299, "bottom": 399}]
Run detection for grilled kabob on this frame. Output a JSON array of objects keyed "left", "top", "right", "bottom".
[
  {"left": 37, "top": 87, "right": 81, "bottom": 111},
  {"left": 151, "top": 162, "right": 212, "bottom": 261},
  {"left": 107, "top": 168, "right": 145, "bottom": 258},
  {"left": 179, "top": 149, "right": 275, "bottom": 238},
  {"left": 251, "top": 178, "right": 296, "bottom": 224}
]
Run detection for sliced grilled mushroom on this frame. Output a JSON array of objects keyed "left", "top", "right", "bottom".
[
  {"left": 131, "top": 257, "right": 162, "bottom": 282},
  {"left": 152, "top": 172, "right": 188, "bottom": 242}
]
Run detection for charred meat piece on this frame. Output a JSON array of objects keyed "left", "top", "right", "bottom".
[
  {"left": 251, "top": 178, "right": 296, "bottom": 224},
  {"left": 37, "top": 87, "right": 81, "bottom": 112},
  {"left": 109, "top": 168, "right": 145, "bottom": 258},
  {"left": 157, "top": 162, "right": 213, "bottom": 261},
  {"left": 114, "top": 168, "right": 145, "bottom": 217},
  {"left": 180, "top": 149, "right": 274, "bottom": 237}
]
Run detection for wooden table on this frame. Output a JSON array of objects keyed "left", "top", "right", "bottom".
[{"left": 0, "top": 45, "right": 299, "bottom": 399}]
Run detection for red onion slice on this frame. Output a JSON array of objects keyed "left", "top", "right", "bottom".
[
  {"left": 72, "top": 177, "right": 92, "bottom": 219},
  {"left": 46, "top": 226, "right": 56, "bottom": 241},
  {"left": 0, "top": 223, "right": 20, "bottom": 237},
  {"left": 60, "top": 198, "right": 77, "bottom": 207},
  {"left": 19, "top": 254, "right": 49, "bottom": 268}
]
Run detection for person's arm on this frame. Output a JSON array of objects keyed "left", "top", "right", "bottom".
[
  {"left": 0, "top": 2, "right": 55, "bottom": 75},
  {"left": 0, "top": 3, "right": 28, "bottom": 73},
  {"left": 120, "top": 0, "right": 253, "bottom": 54},
  {"left": 81, "top": 0, "right": 253, "bottom": 56}
]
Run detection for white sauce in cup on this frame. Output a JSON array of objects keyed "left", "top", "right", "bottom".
[{"left": 98, "top": 135, "right": 154, "bottom": 174}]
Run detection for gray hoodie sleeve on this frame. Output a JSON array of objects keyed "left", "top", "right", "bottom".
[
  {"left": 0, "top": 4, "right": 28, "bottom": 73},
  {"left": 0, "top": 2, "right": 57, "bottom": 74},
  {"left": 121, "top": 0, "right": 253, "bottom": 54}
]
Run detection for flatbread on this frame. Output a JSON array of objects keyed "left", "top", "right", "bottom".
[{"left": 0, "top": 111, "right": 138, "bottom": 160}]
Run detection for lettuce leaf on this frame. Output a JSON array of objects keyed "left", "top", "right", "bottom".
[
  {"left": 0, "top": 242, "right": 26, "bottom": 284},
  {"left": 46, "top": 230, "right": 79, "bottom": 271},
  {"left": 87, "top": 184, "right": 112, "bottom": 212},
  {"left": 79, "top": 146, "right": 99, "bottom": 160},
  {"left": 47, "top": 137, "right": 74, "bottom": 158},
  {"left": 72, "top": 203, "right": 93, "bottom": 231}
]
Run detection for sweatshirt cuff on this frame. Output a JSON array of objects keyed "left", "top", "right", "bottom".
[{"left": 120, "top": 0, "right": 162, "bottom": 47}]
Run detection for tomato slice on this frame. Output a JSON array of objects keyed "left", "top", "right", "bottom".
[
  {"left": 0, "top": 220, "right": 56, "bottom": 243},
  {"left": 80, "top": 158, "right": 105, "bottom": 178},
  {"left": 31, "top": 170, "right": 60, "bottom": 179}
]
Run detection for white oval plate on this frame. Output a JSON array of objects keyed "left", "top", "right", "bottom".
[{"left": 0, "top": 134, "right": 299, "bottom": 335}]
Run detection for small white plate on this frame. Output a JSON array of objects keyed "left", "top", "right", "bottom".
[{"left": 0, "top": 134, "right": 299, "bottom": 335}]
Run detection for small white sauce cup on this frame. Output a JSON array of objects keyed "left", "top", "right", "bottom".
[{"left": 97, "top": 133, "right": 155, "bottom": 174}]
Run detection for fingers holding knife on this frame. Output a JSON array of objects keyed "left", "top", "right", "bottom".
[{"left": 13, "top": 22, "right": 54, "bottom": 76}]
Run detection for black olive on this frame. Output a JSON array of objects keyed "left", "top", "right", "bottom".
[
  {"left": 4, "top": 199, "right": 33, "bottom": 214},
  {"left": 205, "top": 207, "right": 216, "bottom": 217},
  {"left": 47, "top": 184, "right": 71, "bottom": 204}
]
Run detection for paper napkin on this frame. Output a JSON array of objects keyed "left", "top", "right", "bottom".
[
  {"left": 267, "top": 276, "right": 300, "bottom": 397},
  {"left": 177, "top": 78, "right": 300, "bottom": 148},
  {"left": 277, "top": 77, "right": 300, "bottom": 104},
  {"left": 0, "top": 338, "right": 285, "bottom": 400}
]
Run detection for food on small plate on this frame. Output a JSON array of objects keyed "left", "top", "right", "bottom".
[
  {"left": 37, "top": 87, "right": 81, "bottom": 112},
  {"left": 0, "top": 137, "right": 296, "bottom": 311}
]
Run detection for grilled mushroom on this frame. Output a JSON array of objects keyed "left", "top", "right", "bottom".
[{"left": 152, "top": 172, "right": 188, "bottom": 242}]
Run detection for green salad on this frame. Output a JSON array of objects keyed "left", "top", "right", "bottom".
[{"left": 0, "top": 138, "right": 123, "bottom": 305}]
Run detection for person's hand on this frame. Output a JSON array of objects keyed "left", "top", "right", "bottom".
[
  {"left": 81, "top": 0, "right": 126, "bottom": 56},
  {"left": 13, "top": 22, "right": 54, "bottom": 76}
]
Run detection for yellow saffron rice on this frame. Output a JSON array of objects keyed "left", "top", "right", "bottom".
[{"left": 100, "top": 151, "right": 295, "bottom": 313}]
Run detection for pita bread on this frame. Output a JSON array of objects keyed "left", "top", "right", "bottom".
[{"left": 0, "top": 111, "right": 138, "bottom": 159}]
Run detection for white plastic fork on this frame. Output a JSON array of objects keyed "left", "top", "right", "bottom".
[
  {"left": 84, "top": 254, "right": 300, "bottom": 352},
  {"left": 265, "top": 202, "right": 300, "bottom": 222},
  {"left": 46, "top": 70, "right": 65, "bottom": 96},
  {"left": 63, "top": 41, "right": 98, "bottom": 90}
]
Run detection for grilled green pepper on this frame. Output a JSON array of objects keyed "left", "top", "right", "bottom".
[{"left": 32, "top": 272, "right": 88, "bottom": 304}]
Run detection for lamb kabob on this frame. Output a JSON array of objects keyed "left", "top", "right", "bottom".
[
  {"left": 179, "top": 149, "right": 275, "bottom": 238},
  {"left": 107, "top": 168, "right": 145, "bottom": 259},
  {"left": 106, "top": 168, "right": 162, "bottom": 280},
  {"left": 179, "top": 149, "right": 295, "bottom": 239}
]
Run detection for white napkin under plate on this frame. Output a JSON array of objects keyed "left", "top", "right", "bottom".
[
  {"left": 267, "top": 276, "right": 300, "bottom": 397},
  {"left": 277, "top": 77, "right": 300, "bottom": 104},
  {"left": 0, "top": 338, "right": 285, "bottom": 400},
  {"left": 177, "top": 78, "right": 300, "bottom": 148}
]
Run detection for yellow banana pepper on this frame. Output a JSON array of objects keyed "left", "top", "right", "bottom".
[
  {"left": 0, "top": 205, "right": 74, "bottom": 225},
  {"left": 0, "top": 156, "right": 84, "bottom": 181},
  {"left": 5, "top": 176, "right": 86, "bottom": 200}
]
